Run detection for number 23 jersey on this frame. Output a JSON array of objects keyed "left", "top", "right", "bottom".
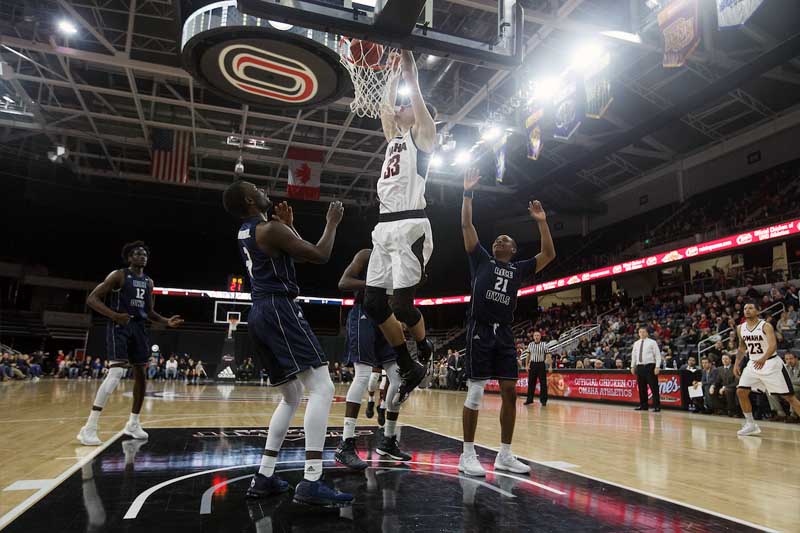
[
  {"left": 468, "top": 244, "right": 537, "bottom": 325},
  {"left": 377, "top": 130, "right": 432, "bottom": 214},
  {"left": 739, "top": 320, "right": 769, "bottom": 359}
]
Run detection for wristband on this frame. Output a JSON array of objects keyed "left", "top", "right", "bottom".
[{"left": 463, "top": 190, "right": 474, "bottom": 199}]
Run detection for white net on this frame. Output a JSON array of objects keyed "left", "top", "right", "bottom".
[
  {"left": 227, "top": 318, "right": 239, "bottom": 339},
  {"left": 338, "top": 37, "right": 401, "bottom": 119}
]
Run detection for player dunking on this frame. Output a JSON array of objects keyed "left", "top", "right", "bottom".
[
  {"left": 458, "top": 168, "right": 555, "bottom": 476},
  {"left": 735, "top": 302, "right": 800, "bottom": 436},
  {"left": 363, "top": 50, "right": 437, "bottom": 403},
  {"left": 77, "top": 242, "right": 183, "bottom": 446},
  {"left": 222, "top": 182, "right": 353, "bottom": 507},
  {"left": 335, "top": 249, "right": 411, "bottom": 471}
]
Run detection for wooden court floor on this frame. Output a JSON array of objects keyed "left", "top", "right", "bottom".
[{"left": 1, "top": 379, "right": 798, "bottom": 532}]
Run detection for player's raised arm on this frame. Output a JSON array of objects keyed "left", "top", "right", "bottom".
[
  {"left": 146, "top": 279, "right": 183, "bottom": 328},
  {"left": 338, "top": 249, "right": 371, "bottom": 292},
  {"left": 380, "top": 53, "right": 401, "bottom": 142},
  {"left": 261, "top": 201, "right": 344, "bottom": 264},
  {"left": 461, "top": 168, "right": 480, "bottom": 253},
  {"left": 400, "top": 50, "right": 436, "bottom": 153},
  {"left": 86, "top": 270, "right": 128, "bottom": 324},
  {"left": 529, "top": 201, "right": 556, "bottom": 273}
]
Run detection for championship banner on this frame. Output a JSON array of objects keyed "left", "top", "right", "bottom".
[
  {"left": 525, "top": 107, "right": 544, "bottom": 160},
  {"left": 552, "top": 72, "right": 584, "bottom": 141},
  {"left": 287, "top": 147, "right": 322, "bottom": 200},
  {"left": 492, "top": 132, "right": 509, "bottom": 183},
  {"left": 658, "top": 0, "right": 701, "bottom": 68},
  {"left": 486, "top": 370, "right": 684, "bottom": 408},
  {"left": 716, "top": 0, "right": 765, "bottom": 28},
  {"left": 584, "top": 51, "right": 613, "bottom": 119}
]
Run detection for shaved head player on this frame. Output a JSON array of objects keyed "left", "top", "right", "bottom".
[
  {"left": 223, "top": 181, "right": 353, "bottom": 507},
  {"left": 77, "top": 242, "right": 183, "bottom": 446}
]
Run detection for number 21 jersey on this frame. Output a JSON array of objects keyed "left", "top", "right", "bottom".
[
  {"left": 377, "top": 130, "right": 432, "bottom": 214},
  {"left": 467, "top": 244, "right": 537, "bottom": 325}
]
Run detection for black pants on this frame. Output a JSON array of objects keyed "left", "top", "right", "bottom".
[
  {"left": 636, "top": 363, "right": 660, "bottom": 408},
  {"left": 526, "top": 362, "right": 547, "bottom": 404}
]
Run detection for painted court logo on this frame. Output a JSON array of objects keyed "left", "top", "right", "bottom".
[{"left": 218, "top": 44, "right": 319, "bottom": 103}]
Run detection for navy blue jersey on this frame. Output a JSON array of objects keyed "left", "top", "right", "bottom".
[
  {"left": 111, "top": 268, "right": 151, "bottom": 321},
  {"left": 238, "top": 217, "right": 299, "bottom": 299},
  {"left": 467, "top": 244, "right": 537, "bottom": 325}
]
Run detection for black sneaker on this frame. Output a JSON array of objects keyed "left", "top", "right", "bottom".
[
  {"left": 396, "top": 361, "right": 427, "bottom": 403},
  {"left": 335, "top": 438, "right": 368, "bottom": 471},
  {"left": 246, "top": 473, "right": 289, "bottom": 499},
  {"left": 377, "top": 406, "right": 386, "bottom": 427},
  {"left": 416, "top": 338, "right": 434, "bottom": 364},
  {"left": 365, "top": 400, "right": 375, "bottom": 419},
  {"left": 375, "top": 434, "right": 412, "bottom": 462},
  {"left": 293, "top": 477, "right": 353, "bottom": 508}
]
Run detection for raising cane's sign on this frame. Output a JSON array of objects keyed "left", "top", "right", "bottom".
[{"left": 486, "top": 370, "right": 684, "bottom": 408}]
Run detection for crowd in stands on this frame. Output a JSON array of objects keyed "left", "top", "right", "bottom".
[{"left": 146, "top": 354, "right": 207, "bottom": 383}]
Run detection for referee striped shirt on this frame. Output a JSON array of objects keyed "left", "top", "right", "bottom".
[{"left": 527, "top": 341, "right": 548, "bottom": 364}]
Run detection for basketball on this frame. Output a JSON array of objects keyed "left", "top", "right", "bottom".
[{"left": 349, "top": 38, "right": 383, "bottom": 68}]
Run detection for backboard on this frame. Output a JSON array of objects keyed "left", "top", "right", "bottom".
[
  {"left": 233, "top": 0, "right": 525, "bottom": 70},
  {"left": 214, "top": 300, "right": 252, "bottom": 325}
]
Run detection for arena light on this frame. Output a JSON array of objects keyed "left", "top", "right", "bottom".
[
  {"left": 570, "top": 42, "right": 606, "bottom": 72},
  {"left": 530, "top": 77, "right": 560, "bottom": 102},
  {"left": 268, "top": 21, "right": 293, "bottom": 30},
  {"left": 452, "top": 149, "right": 472, "bottom": 166},
  {"left": 480, "top": 125, "right": 502, "bottom": 142},
  {"left": 397, "top": 84, "right": 411, "bottom": 97},
  {"left": 430, "top": 153, "right": 443, "bottom": 168},
  {"left": 57, "top": 19, "right": 78, "bottom": 35}
]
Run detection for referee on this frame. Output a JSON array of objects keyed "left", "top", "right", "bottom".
[{"left": 524, "top": 331, "right": 549, "bottom": 406}]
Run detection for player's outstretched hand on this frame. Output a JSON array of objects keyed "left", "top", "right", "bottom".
[
  {"left": 167, "top": 315, "right": 184, "bottom": 328},
  {"left": 272, "top": 201, "right": 294, "bottom": 226},
  {"left": 464, "top": 167, "right": 481, "bottom": 191},
  {"left": 400, "top": 50, "right": 418, "bottom": 82},
  {"left": 528, "top": 200, "right": 546, "bottom": 222},
  {"left": 327, "top": 201, "right": 344, "bottom": 226}
]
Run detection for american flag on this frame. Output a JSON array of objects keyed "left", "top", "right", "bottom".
[{"left": 151, "top": 128, "right": 190, "bottom": 183}]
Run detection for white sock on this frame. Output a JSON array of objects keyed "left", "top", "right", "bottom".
[
  {"left": 87, "top": 410, "right": 101, "bottom": 428},
  {"left": 744, "top": 412, "right": 754, "bottom": 423},
  {"left": 304, "top": 459, "right": 323, "bottom": 481},
  {"left": 259, "top": 454, "right": 277, "bottom": 477},
  {"left": 379, "top": 399, "right": 386, "bottom": 409},
  {"left": 463, "top": 442, "right": 475, "bottom": 455},
  {"left": 385, "top": 418, "right": 397, "bottom": 437},
  {"left": 128, "top": 413, "right": 140, "bottom": 425},
  {"left": 500, "top": 443, "right": 512, "bottom": 456},
  {"left": 343, "top": 417, "right": 357, "bottom": 440}
]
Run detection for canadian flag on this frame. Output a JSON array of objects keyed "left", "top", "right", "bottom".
[{"left": 287, "top": 148, "right": 322, "bottom": 200}]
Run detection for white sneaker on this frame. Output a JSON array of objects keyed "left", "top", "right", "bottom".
[
  {"left": 737, "top": 422, "right": 761, "bottom": 436},
  {"left": 458, "top": 453, "right": 486, "bottom": 477},
  {"left": 77, "top": 426, "right": 102, "bottom": 446},
  {"left": 123, "top": 422, "right": 149, "bottom": 440},
  {"left": 493, "top": 453, "right": 531, "bottom": 474}
]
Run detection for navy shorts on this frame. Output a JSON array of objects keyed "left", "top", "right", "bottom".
[
  {"left": 345, "top": 304, "right": 396, "bottom": 367},
  {"left": 464, "top": 320, "right": 519, "bottom": 381},
  {"left": 107, "top": 319, "right": 150, "bottom": 366},
  {"left": 249, "top": 295, "right": 328, "bottom": 386}
]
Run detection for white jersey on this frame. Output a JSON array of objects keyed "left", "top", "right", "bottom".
[
  {"left": 739, "top": 320, "right": 769, "bottom": 360},
  {"left": 376, "top": 130, "right": 431, "bottom": 214}
]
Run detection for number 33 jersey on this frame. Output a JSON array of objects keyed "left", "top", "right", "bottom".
[
  {"left": 467, "top": 244, "right": 538, "bottom": 325},
  {"left": 377, "top": 130, "right": 432, "bottom": 214}
]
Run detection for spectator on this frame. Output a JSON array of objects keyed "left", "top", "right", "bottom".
[
  {"left": 593, "top": 360, "right": 604, "bottom": 370},
  {"left": 80, "top": 356, "right": 93, "bottom": 379},
  {"left": 447, "top": 350, "right": 459, "bottom": 390},
  {"left": 777, "top": 311, "right": 796, "bottom": 333},
  {"left": 67, "top": 356, "right": 80, "bottom": 379},
  {"left": 700, "top": 357, "right": 719, "bottom": 414},
  {"left": 178, "top": 356, "right": 188, "bottom": 380},
  {"left": 91, "top": 357, "right": 103, "bottom": 379},
  {"left": 615, "top": 359, "right": 624, "bottom": 369},
  {"left": 187, "top": 358, "right": 197, "bottom": 384},
  {"left": 165, "top": 356, "right": 178, "bottom": 380},
  {"left": 147, "top": 356, "right": 159, "bottom": 380},
  {"left": 195, "top": 360, "right": 207, "bottom": 382},
  {"left": 662, "top": 353, "right": 678, "bottom": 370},
  {"left": 239, "top": 357, "right": 255, "bottom": 381},
  {"left": 767, "top": 352, "right": 800, "bottom": 421},
  {"left": 575, "top": 360, "right": 585, "bottom": 369},
  {"left": 715, "top": 354, "right": 740, "bottom": 417}
]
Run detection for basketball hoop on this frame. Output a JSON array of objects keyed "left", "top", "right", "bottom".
[
  {"left": 338, "top": 37, "right": 401, "bottom": 119},
  {"left": 227, "top": 317, "right": 240, "bottom": 339}
]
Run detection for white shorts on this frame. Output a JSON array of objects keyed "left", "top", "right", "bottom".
[
  {"left": 366, "top": 218, "right": 433, "bottom": 290},
  {"left": 738, "top": 357, "right": 794, "bottom": 395}
]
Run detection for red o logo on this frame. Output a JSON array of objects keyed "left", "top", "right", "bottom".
[{"left": 219, "top": 44, "right": 318, "bottom": 103}]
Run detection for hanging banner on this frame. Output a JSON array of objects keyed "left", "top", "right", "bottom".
[
  {"left": 492, "top": 132, "right": 509, "bottom": 183},
  {"left": 716, "top": 0, "right": 765, "bottom": 28},
  {"left": 584, "top": 51, "right": 613, "bottom": 119},
  {"left": 658, "top": 0, "right": 701, "bottom": 68},
  {"left": 525, "top": 107, "right": 544, "bottom": 160},
  {"left": 552, "top": 72, "right": 584, "bottom": 141}
]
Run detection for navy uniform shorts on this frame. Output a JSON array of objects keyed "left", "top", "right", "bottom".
[
  {"left": 345, "top": 304, "right": 396, "bottom": 367},
  {"left": 464, "top": 320, "right": 519, "bottom": 381},
  {"left": 248, "top": 295, "right": 328, "bottom": 386},
  {"left": 107, "top": 319, "right": 150, "bottom": 366}
]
